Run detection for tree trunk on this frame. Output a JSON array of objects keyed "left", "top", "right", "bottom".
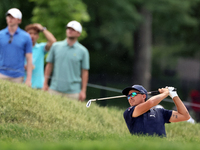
[{"left": 132, "top": 7, "right": 152, "bottom": 91}]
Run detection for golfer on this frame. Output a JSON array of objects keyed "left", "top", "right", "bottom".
[{"left": 122, "top": 85, "right": 190, "bottom": 137}]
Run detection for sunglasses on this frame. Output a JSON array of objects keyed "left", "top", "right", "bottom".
[
  {"left": 127, "top": 92, "right": 143, "bottom": 100},
  {"left": 8, "top": 35, "right": 13, "bottom": 44}
]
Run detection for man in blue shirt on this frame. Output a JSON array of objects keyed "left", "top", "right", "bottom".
[
  {"left": 0, "top": 8, "right": 32, "bottom": 86},
  {"left": 24, "top": 23, "right": 56, "bottom": 89},
  {"left": 122, "top": 85, "right": 190, "bottom": 137}
]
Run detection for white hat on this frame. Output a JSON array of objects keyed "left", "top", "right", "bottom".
[
  {"left": 66, "top": 21, "right": 82, "bottom": 33},
  {"left": 6, "top": 8, "right": 22, "bottom": 19}
]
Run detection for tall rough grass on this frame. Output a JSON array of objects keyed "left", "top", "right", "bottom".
[
  {"left": 0, "top": 80, "right": 129, "bottom": 142},
  {"left": 0, "top": 80, "right": 200, "bottom": 149}
]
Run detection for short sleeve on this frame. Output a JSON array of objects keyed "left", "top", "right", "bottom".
[
  {"left": 81, "top": 49, "right": 90, "bottom": 70},
  {"left": 25, "top": 34, "right": 32, "bottom": 54},
  {"left": 161, "top": 108, "right": 172, "bottom": 123}
]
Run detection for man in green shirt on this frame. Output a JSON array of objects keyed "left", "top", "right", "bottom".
[{"left": 43, "top": 21, "right": 90, "bottom": 101}]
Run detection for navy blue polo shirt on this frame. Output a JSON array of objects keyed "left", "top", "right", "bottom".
[
  {"left": 0, "top": 27, "right": 32, "bottom": 77},
  {"left": 123, "top": 106, "right": 172, "bottom": 137}
]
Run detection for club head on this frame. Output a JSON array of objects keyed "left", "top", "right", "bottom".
[{"left": 86, "top": 100, "right": 91, "bottom": 108}]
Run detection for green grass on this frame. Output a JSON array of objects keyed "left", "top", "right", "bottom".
[{"left": 0, "top": 80, "right": 200, "bottom": 149}]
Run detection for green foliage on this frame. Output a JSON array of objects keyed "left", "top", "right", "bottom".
[
  {"left": 82, "top": 0, "right": 141, "bottom": 52},
  {"left": 136, "top": 0, "right": 200, "bottom": 81},
  {"left": 152, "top": 45, "right": 182, "bottom": 74},
  {"left": 81, "top": 0, "right": 200, "bottom": 80},
  {"left": 81, "top": 0, "right": 143, "bottom": 76},
  {"left": 29, "top": 0, "right": 90, "bottom": 41},
  {"left": 0, "top": 80, "right": 200, "bottom": 149},
  {"left": 151, "top": 0, "right": 200, "bottom": 54},
  {"left": 0, "top": 0, "right": 35, "bottom": 29}
]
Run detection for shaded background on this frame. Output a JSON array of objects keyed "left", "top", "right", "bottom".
[{"left": 1, "top": 0, "right": 200, "bottom": 110}]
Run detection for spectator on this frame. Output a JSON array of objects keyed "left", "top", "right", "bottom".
[
  {"left": 0, "top": 8, "right": 32, "bottom": 86},
  {"left": 43, "top": 21, "right": 90, "bottom": 101},
  {"left": 24, "top": 23, "right": 56, "bottom": 89}
]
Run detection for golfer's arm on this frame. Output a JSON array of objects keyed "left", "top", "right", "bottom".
[
  {"left": 44, "top": 63, "right": 53, "bottom": 85},
  {"left": 169, "top": 96, "right": 190, "bottom": 122},
  {"left": 133, "top": 92, "right": 168, "bottom": 117},
  {"left": 81, "top": 69, "right": 89, "bottom": 93}
]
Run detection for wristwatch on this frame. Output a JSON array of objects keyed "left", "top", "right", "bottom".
[{"left": 41, "top": 27, "right": 47, "bottom": 32}]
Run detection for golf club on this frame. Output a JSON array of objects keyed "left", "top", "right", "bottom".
[{"left": 86, "top": 88, "right": 177, "bottom": 108}]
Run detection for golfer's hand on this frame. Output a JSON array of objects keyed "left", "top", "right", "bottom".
[
  {"left": 158, "top": 87, "right": 169, "bottom": 95},
  {"left": 167, "top": 86, "right": 178, "bottom": 99}
]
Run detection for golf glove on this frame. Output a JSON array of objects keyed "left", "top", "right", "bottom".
[{"left": 167, "top": 86, "right": 178, "bottom": 99}]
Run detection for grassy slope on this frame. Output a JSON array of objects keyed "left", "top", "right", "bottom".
[{"left": 0, "top": 80, "right": 200, "bottom": 149}]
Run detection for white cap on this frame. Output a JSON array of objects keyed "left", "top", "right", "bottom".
[
  {"left": 66, "top": 21, "right": 82, "bottom": 33},
  {"left": 6, "top": 8, "right": 22, "bottom": 19}
]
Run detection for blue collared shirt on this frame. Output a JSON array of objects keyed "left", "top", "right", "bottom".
[
  {"left": 0, "top": 27, "right": 32, "bottom": 77},
  {"left": 123, "top": 106, "right": 172, "bottom": 137}
]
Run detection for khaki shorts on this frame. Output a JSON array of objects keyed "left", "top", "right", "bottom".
[
  {"left": 0, "top": 73, "right": 23, "bottom": 83},
  {"left": 48, "top": 89, "right": 79, "bottom": 100}
]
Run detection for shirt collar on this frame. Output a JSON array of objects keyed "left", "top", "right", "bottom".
[
  {"left": 6, "top": 26, "right": 20, "bottom": 35},
  {"left": 65, "top": 39, "right": 79, "bottom": 48},
  {"left": 33, "top": 42, "right": 39, "bottom": 48}
]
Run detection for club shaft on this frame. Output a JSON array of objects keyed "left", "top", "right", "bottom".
[
  {"left": 90, "top": 95, "right": 126, "bottom": 102},
  {"left": 89, "top": 88, "right": 177, "bottom": 102},
  {"left": 89, "top": 90, "right": 162, "bottom": 102},
  {"left": 147, "top": 91, "right": 159, "bottom": 95}
]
